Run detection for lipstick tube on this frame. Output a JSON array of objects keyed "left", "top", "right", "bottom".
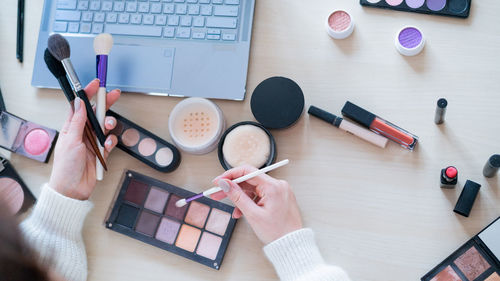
[
  {"left": 341, "top": 101, "right": 418, "bottom": 150},
  {"left": 308, "top": 106, "right": 388, "bottom": 148}
]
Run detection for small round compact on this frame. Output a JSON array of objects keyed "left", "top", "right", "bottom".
[
  {"left": 395, "top": 26, "right": 425, "bottom": 56},
  {"left": 250, "top": 76, "right": 305, "bottom": 130},
  {"left": 217, "top": 76, "right": 304, "bottom": 170},
  {"left": 325, "top": 10, "right": 355, "bottom": 40},
  {"left": 169, "top": 98, "right": 225, "bottom": 155}
]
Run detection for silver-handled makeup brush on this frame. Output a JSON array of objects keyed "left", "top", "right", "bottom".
[
  {"left": 47, "top": 34, "right": 107, "bottom": 146},
  {"left": 175, "top": 159, "right": 290, "bottom": 207},
  {"left": 94, "top": 33, "right": 113, "bottom": 181}
]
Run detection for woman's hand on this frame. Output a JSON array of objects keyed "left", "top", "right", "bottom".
[
  {"left": 211, "top": 166, "right": 303, "bottom": 244},
  {"left": 49, "top": 79, "right": 121, "bottom": 200}
]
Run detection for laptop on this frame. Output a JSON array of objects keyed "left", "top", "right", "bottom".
[{"left": 32, "top": 0, "right": 255, "bottom": 100}]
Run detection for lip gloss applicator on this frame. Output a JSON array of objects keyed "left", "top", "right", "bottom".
[
  {"left": 47, "top": 34, "right": 107, "bottom": 147},
  {"left": 94, "top": 33, "right": 113, "bottom": 181},
  {"left": 308, "top": 106, "right": 388, "bottom": 148},
  {"left": 176, "top": 159, "right": 290, "bottom": 207}
]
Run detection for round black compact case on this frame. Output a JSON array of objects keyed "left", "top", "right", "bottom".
[{"left": 250, "top": 76, "right": 305, "bottom": 130}]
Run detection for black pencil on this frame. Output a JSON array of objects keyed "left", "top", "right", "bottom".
[{"left": 16, "top": 0, "right": 25, "bottom": 63}]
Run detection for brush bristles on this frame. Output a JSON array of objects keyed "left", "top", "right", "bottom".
[
  {"left": 94, "top": 33, "right": 113, "bottom": 55},
  {"left": 44, "top": 48, "right": 67, "bottom": 78},
  {"left": 47, "top": 34, "right": 71, "bottom": 61},
  {"left": 175, "top": 199, "right": 187, "bottom": 208}
]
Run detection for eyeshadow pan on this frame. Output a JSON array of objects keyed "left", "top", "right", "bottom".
[
  {"left": 155, "top": 147, "right": 174, "bottom": 167},
  {"left": 386, "top": 0, "right": 403, "bottom": 6},
  {"left": 156, "top": 217, "right": 181, "bottom": 244},
  {"left": 138, "top": 138, "right": 157, "bottom": 156},
  {"left": 405, "top": 0, "right": 424, "bottom": 9},
  {"left": 122, "top": 128, "right": 140, "bottom": 147},
  {"left": 135, "top": 211, "right": 161, "bottom": 236},
  {"left": 426, "top": 0, "right": 446, "bottom": 11},
  {"left": 449, "top": 0, "right": 468, "bottom": 13},
  {"left": 430, "top": 265, "right": 462, "bottom": 281},
  {"left": 196, "top": 232, "right": 222, "bottom": 260},
  {"left": 144, "top": 187, "right": 169, "bottom": 213},
  {"left": 486, "top": 272, "right": 500, "bottom": 281},
  {"left": 124, "top": 179, "right": 149, "bottom": 205},
  {"left": 185, "top": 201, "right": 210, "bottom": 228},
  {"left": 175, "top": 224, "right": 201, "bottom": 252},
  {"left": 165, "top": 194, "right": 189, "bottom": 220},
  {"left": 205, "top": 208, "right": 231, "bottom": 236},
  {"left": 116, "top": 204, "right": 140, "bottom": 228},
  {"left": 454, "top": 246, "right": 491, "bottom": 281}
]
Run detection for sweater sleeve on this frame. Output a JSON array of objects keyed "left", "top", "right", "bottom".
[
  {"left": 19, "top": 184, "right": 93, "bottom": 281},
  {"left": 263, "top": 228, "right": 351, "bottom": 281}
]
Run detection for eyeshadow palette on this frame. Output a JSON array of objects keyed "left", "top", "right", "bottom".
[
  {"left": 105, "top": 170, "right": 237, "bottom": 269},
  {"left": 360, "top": 0, "right": 471, "bottom": 18},
  {"left": 422, "top": 217, "right": 500, "bottom": 281},
  {"left": 107, "top": 110, "right": 181, "bottom": 173}
]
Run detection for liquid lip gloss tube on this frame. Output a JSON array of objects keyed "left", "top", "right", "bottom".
[
  {"left": 341, "top": 101, "right": 419, "bottom": 150},
  {"left": 308, "top": 106, "right": 388, "bottom": 148}
]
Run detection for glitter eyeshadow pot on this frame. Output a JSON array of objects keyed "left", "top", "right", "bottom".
[
  {"left": 169, "top": 98, "right": 225, "bottom": 155},
  {"left": 106, "top": 171, "right": 237, "bottom": 269},
  {"left": 395, "top": 26, "right": 425, "bottom": 56},
  {"left": 325, "top": 10, "right": 355, "bottom": 39}
]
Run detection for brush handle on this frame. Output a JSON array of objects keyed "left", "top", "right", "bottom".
[
  {"left": 197, "top": 159, "right": 290, "bottom": 199},
  {"left": 57, "top": 77, "right": 75, "bottom": 103},
  {"left": 76, "top": 89, "right": 106, "bottom": 145},
  {"left": 95, "top": 87, "right": 106, "bottom": 180}
]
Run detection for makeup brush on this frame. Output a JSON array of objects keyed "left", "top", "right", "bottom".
[
  {"left": 93, "top": 33, "right": 113, "bottom": 181},
  {"left": 47, "top": 34, "right": 107, "bottom": 146},
  {"left": 44, "top": 48, "right": 107, "bottom": 170},
  {"left": 175, "top": 159, "right": 290, "bottom": 208}
]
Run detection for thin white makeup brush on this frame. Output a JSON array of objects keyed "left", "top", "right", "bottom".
[
  {"left": 175, "top": 159, "right": 290, "bottom": 208},
  {"left": 93, "top": 33, "right": 113, "bottom": 181}
]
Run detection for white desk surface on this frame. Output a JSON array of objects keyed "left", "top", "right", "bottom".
[{"left": 1, "top": 0, "right": 500, "bottom": 280}]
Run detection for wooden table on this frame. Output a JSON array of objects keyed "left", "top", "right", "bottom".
[{"left": 1, "top": 0, "right": 500, "bottom": 280}]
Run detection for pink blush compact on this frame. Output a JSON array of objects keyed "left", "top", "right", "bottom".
[{"left": 0, "top": 111, "right": 58, "bottom": 163}]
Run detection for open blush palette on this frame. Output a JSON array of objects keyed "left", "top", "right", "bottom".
[
  {"left": 105, "top": 170, "right": 237, "bottom": 269},
  {"left": 360, "top": 0, "right": 471, "bottom": 18},
  {"left": 422, "top": 217, "right": 500, "bottom": 281}
]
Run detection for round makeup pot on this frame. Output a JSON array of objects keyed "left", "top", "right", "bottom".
[
  {"left": 217, "top": 121, "right": 277, "bottom": 170},
  {"left": 169, "top": 98, "right": 225, "bottom": 155},
  {"left": 325, "top": 10, "right": 354, "bottom": 40},
  {"left": 395, "top": 26, "right": 425, "bottom": 56}
]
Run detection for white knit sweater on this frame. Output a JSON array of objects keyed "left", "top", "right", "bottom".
[{"left": 20, "top": 185, "right": 350, "bottom": 281}]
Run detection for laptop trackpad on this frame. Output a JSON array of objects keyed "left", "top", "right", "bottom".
[{"left": 107, "top": 45, "right": 175, "bottom": 90}]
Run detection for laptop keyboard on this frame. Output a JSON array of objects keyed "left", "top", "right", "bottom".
[{"left": 53, "top": 0, "right": 240, "bottom": 41}]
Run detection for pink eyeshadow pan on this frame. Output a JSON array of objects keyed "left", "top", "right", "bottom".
[
  {"left": 205, "top": 208, "right": 231, "bottom": 236},
  {"left": 144, "top": 187, "right": 169, "bottom": 213},
  {"left": 138, "top": 138, "right": 157, "bottom": 156},
  {"left": 185, "top": 201, "right": 210, "bottom": 228},
  {"left": 196, "top": 232, "right": 222, "bottom": 260}
]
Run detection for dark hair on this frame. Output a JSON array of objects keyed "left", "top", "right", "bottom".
[{"left": 0, "top": 208, "right": 50, "bottom": 281}]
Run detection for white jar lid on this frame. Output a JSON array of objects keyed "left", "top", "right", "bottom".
[
  {"left": 395, "top": 26, "right": 426, "bottom": 56},
  {"left": 325, "top": 10, "right": 354, "bottom": 40}
]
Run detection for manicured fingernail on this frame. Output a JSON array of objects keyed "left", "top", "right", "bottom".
[
  {"left": 106, "top": 139, "right": 113, "bottom": 146},
  {"left": 74, "top": 97, "right": 81, "bottom": 112},
  {"left": 94, "top": 78, "right": 100, "bottom": 83},
  {"left": 218, "top": 179, "right": 230, "bottom": 193},
  {"left": 106, "top": 119, "right": 115, "bottom": 126},
  {"left": 115, "top": 89, "right": 121, "bottom": 94}
]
